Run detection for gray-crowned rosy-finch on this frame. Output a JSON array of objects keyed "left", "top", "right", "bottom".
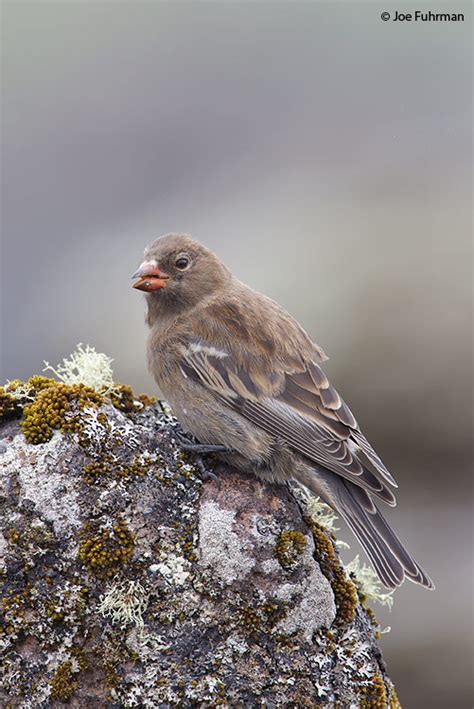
[{"left": 132, "top": 233, "right": 433, "bottom": 590}]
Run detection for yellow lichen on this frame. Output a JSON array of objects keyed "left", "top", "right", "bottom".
[
  {"left": 275, "top": 530, "right": 308, "bottom": 571},
  {"left": 305, "top": 516, "right": 358, "bottom": 625},
  {"left": 78, "top": 519, "right": 135, "bottom": 577}
]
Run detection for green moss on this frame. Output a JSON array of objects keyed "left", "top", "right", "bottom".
[
  {"left": 45, "top": 599, "right": 65, "bottom": 623},
  {"left": 6, "top": 528, "right": 21, "bottom": 545},
  {"left": 1, "top": 589, "right": 29, "bottom": 635},
  {"left": 2, "top": 374, "right": 155, "bottom": 444},
  {"left": 71, "top": 647, "right": 89, "bottom": 672},
  {"left": 103, "top": 661, "right": 121, "bottom": 696},
  {"left": 358, "top": 673, "right": 389, "bottom": 709},
  {"left": 121, "top": 457, "right": 151, "bottom": 479},
  {"left": 177, "top": 522, "right": 198, "bottom": 562},
  {"left": 361, "top": 599, "right": 381, "bottom": 637},
  {"left": 389, "top": 686, "right": 402, "bottom": 709},
  {"left": 27, "top": 374, "right": 55, "bottom": 390},
  {"left": 275, "top": 530, "right": 308, "bottom": 571},
  {"left": 1, "top": 376, "right": 59, "bottom": 423},
  {"left": 0, "top": 523, "right": 65, "bottom": 641},
  {"left": 389, "top": 682, "right": 402, "bottom": 709},
  {"left": 0, "top": 388, "right": 21, "bottom": 421},
  {"left": 82, "top": 453, "right": 151, "bottom": 485},
  {"left": 239, "top": 601, "right": 287, "bottom": 635},
  {"left": 21, "top": 380, "right": 103, "bottom": 444},
  {"left": 78, "top": 518, "right": 135, "bottom": 577},
  {"left": 109, "top": 384, "right": 156, "bottom": 413},
  {"left": 304, "top": 516, "right": 358, "bottom": 625},
  {"left": 82, "top": 456, "right": 114, "bottom": 485},
  {"left": 50, "top": 660, "right": 78, "bottom": 701}
]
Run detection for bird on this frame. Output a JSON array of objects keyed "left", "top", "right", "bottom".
[{"left": 132, "top": 233, "right": 434, "bottom": 590}]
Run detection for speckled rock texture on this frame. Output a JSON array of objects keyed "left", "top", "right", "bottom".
[{"left": 0, "top": 394, "right": 399, "bottom": 708}]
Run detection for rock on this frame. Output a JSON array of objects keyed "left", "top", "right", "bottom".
[{"left": 0, "top": 380, "right": 400, "bottom": 707}]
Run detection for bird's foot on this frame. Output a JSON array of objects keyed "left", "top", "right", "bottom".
[
  {"left": 175, "top": 432, "right": 232, "bottom": 488},
  {"left": 192, "top": 456, "right": 222, "bottom": 487}
]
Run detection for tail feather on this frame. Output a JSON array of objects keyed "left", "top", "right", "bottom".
[
  {"left": 344, "top": 509, "right": 405, "bottom": 588},
  {"left": 367, "top": 499, "right": 432, "bottom": 586},
  {"left": 337, "top": 480, "right": 435, "bottom": 590},
  {"left": 295, "top": 464, "right": 434, "bottom": 590}
]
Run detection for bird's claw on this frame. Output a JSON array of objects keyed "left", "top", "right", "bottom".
[{"left": 193, "top": 456, "right": 222, "bottom": 488}]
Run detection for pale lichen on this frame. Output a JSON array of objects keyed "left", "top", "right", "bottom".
[
  {"left": 43, "top": 343, "right": 115, "bottom": 393},
  {"left": 3, "top": 379, "right": 35, "bottom": 404},
  {"left": 292, "top": 484, "right": 340, "bottom": 534},
  {"left": 150, "top": 553, "right": 191, "bottom": 587},
  {"left": 346, "top": 555, "right": 395, "bottom": 609},
  {"left": 198, "top": 501, "right": 255, "bottom": 584},
  {"left": 294, "top": 484, "right": 396, "bottom": 609},
  {"left": 98, "top": 579, "right": 148, "bottom": 629}
]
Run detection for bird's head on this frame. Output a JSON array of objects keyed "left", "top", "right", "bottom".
[{"left": 132, "top": 233, "right": 230, "bottom": 313}]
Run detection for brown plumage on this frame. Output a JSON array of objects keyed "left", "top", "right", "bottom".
[{"left": 132, "top": 233, "right": 434, "bottom": 590}]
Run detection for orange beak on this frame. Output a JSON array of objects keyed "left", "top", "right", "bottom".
[{"left": 132, "top": 261, "right": 170, "bottom": 292}]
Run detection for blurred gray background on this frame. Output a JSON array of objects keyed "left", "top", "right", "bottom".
[{"left": 1, "top": 2, "right": 472, "bottom": 706}]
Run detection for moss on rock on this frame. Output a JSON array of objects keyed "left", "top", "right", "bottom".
[
  {"left": 358, "top": 672, "right": 402, "bottom": 709},
  {"left": 304, "top": 516, "right": 359, "bottom": 625},
  {"left": 21, "top": 380, "right": 102, "bottom": 443},
  {"left": 78, "top": 519, "right": 135, "bottom": 578},
  {"left": 0, "top": 374, "right": 156, "bottom": 444},
  {"left": 50, "top": 660, "right": 78, "bottom": 701},
  {"left": 0, "top": 370, "right": 398, "bottom": 707},
  {"left": 275, "top": 529, "right": 308, "bottom": 571}
]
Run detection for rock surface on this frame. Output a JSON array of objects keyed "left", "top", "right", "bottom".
[{"left": 0, "top": 384, "right": 400, "bottom": 707}]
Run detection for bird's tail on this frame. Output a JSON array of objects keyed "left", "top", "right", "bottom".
[{"left": 295, "top": 465, "right": 434, "bottom": 590}]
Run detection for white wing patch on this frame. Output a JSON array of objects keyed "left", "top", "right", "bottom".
[{"left": 187, "top": 341, "right": 229, "bottom": 359}]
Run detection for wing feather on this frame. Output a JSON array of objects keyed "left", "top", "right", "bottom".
[{"left": 180, "top": 339, "right": 397, "bottom": 505}]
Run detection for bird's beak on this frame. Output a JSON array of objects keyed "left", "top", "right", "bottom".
[{"left": 132, "top": 261, "right": 170, "bottom": 292}]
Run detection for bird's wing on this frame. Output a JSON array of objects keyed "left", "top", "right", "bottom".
[{"left": 179, "top": 337, "right": 397, "bottom": 505}]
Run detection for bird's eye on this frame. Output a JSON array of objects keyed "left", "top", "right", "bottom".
[{"left": 175, "top": 257, "right": 190, "bottom": 270}]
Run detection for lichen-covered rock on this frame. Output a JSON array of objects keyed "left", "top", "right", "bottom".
[{"left": 0, "top": 380, "right": 400, "bottom": 707}]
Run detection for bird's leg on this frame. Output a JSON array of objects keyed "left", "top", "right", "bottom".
[
  {"left": 174, "top": 431, "right": 232, "bottom": 487},
  {"left": 180, "top": 443, "right": 230, "bottom": 454},
  {"left": 174, "top": 431, "right": 232, "bottom": 455}
]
